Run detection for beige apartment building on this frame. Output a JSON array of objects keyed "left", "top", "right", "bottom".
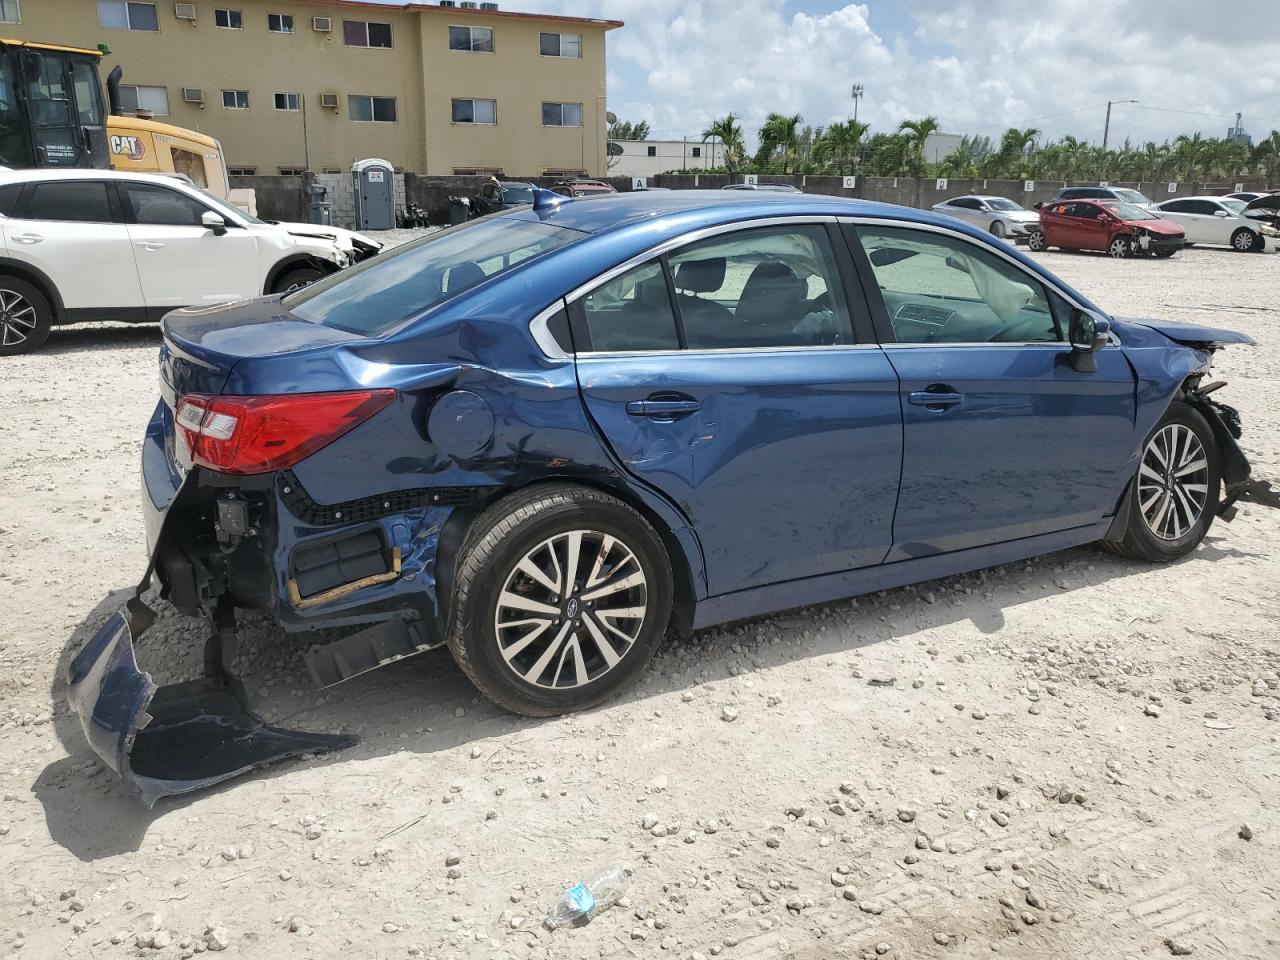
[{"left": 1, "top": 0, "right": 620, "bottom": 175}]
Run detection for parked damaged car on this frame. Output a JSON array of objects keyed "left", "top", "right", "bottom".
[
  {"left": 69, "top": 189, "right": 1261, "bottom": 805},
  {"left": 1029, "top": 198, "right": 1185, "bottom": 258},
  {"left": 0, "top": 169, "right": 380, "bottom": 355}
]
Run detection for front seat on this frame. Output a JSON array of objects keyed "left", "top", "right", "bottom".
[
  {"left": 673, "top": 257, "right": 733, "bottom": 345},
  {"left": 734, "top": 259, "right": 807, "bottom": 344}
]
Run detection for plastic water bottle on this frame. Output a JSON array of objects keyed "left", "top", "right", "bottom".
[{"left": 544, "top": 865, "right": 629, "bottom": 929}]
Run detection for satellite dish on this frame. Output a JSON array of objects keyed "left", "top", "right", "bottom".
[
  {"left": 605, "top": 110, "right": 618, "bottom": 124},
  {"left": 606, "top": 141, "right": 624, "bottom": 156}
]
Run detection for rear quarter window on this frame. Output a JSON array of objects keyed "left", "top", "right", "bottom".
[{"left": 0, "top": 183, "right": 21, "bottom": 218}]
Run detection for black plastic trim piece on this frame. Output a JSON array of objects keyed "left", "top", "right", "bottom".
[{"left": 278, "top": 471, "right": 482, "bottom": 526}]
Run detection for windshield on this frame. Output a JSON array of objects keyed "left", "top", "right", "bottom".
[
  {"left": 1112, "top": 188, "right": 1150, "bottom": 205},
  {"left": 285, "top": 217, "right": 581, "bottom": 335},
  {"left": 500, "top": 185, "right": 535, "bottom": 204},
  {"left": 986, "top": 198, "right": 1023, "bottom": 212},
  {"left": 1221, "top": 198, "right": 1247, "bottom": 215},
  {"left": 1101, "top": 201, "right": 1158, "bottom": 221}
]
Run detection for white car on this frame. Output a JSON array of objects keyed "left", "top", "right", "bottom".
[
  {"left": 0, "top": 169, "right": 381, "bottom": 355},
  {"left": 1151, "top": 196, "right": 1268, "bottom": 252},
  {"left": 930, "top": 195, "right": 1040, "bottom": 241}
]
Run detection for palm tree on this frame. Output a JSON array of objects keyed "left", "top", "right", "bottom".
[
  {"left": 1173, "top": 133, "right": 1205, "bottom": 179},
  {"left": 897, "top": 116, "right": 941, "bottom": 174},
  {"left": 757, "top": 112, "right": 804, "bottom": 173},
  {"left": 702, "top": 113, "right": 745, "bottom": 173},
  {"left": 813, "top": 119, "right": 869, "bottom": 174},
  {"left": 1253, "top": 130, "right": 1280, "bottom": 182},
  {"left": 996, "top": 127, "right": 1040, "bottom": 175}
]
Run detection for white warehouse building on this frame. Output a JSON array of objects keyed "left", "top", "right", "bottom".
[{"left": 609, "top": 138, "right": 728, "bottom": 178}]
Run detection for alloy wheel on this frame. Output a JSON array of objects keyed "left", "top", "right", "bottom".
[
  {"left": 494, "top": 529, "right": 648, "bottom": 690},
  {"left": 1028, "top": 231, "right": 1045, "bottom": 251},
  {"left": 0, "top": 288, "right": 38, "bottom": 348},
  {"left": 1138, "top": 423, "right": 1210, "bottom": 541}
]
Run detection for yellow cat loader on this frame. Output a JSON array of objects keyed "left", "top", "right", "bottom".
[{"left": 0, "top": 38, "right": 231, "bottom": 198}]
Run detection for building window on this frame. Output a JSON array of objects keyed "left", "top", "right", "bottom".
[
  {"left": 267, "top": 12, "right": 293, "bottom": 32},
  {"left": 343, "top": 20, "right": 392, "bottom": 48},
  {"left": 541, "top": 102, "right": 582, "bottom": 127},
  {"left": 646, "top": 145, "right": 656, "bottom": 157},
  {"left": 119, "top": 84, "right": 170, "bottom": 116},
  {"left": 274, "top": 92, "right": 300, "bottom": 111},
  {"left": 227, "top": 166, "right": 256, "bottom": 176},
  {"left": 0, "top": 0, "right": 20, "bottom": 24},
  {"left": 451, "top": 98, "right": 496, "bottom": 125},
  {"left": 98, "top": 1, "right": 159, "bottom": 31},
  {"left": 279, "top": 166, "right": 305, "bottom": 176},
  {"left": 222, "top": 89, "right": 249, "bottom": 109},
  {"left": 348, "top": 95, "right": 397, "bottom": 122},
  {"left": 448, "top": 25, "right": 494, "bottom": 52},
  {"left": 691, "top": 146, "right": 701, "bottom": 158},
  {"left": 539, "top": 32, "right": 581, "bottom": 58},
  {"left": 214, "top": 8, "right": 242, "bottom": 29}
]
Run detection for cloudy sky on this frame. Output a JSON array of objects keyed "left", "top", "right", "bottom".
[{"left": 396, "top": 0, "right": 1280, "bottom": 148}]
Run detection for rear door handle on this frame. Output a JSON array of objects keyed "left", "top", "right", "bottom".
[
  {"left": 11, "top": 233, "right": 43, "bottom": 244},
  {"left": 625, "top": 398, "right": 702, "bottom": 418},
  {"left": 908, "top": 389, "right": 964, "bottom": 409}
]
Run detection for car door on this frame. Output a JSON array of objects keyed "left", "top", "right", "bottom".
[
  {"left": 2, "top": 179, "right": 143, "bottom": 312},
  {"left": 119, "top": 180, "right": 262, "bottom": 309},
  {"left": 1073, "top": 202, "right": 1111, "bottom": 250},
  {"left": 571, "top": 219, "right": 903, "bottom": 596},
  {"left": 1157, "top": 199, "right": 1206, "bottom": 242},
  {"left": 1040, "top": 203, "right": 1072, "bottom": 247},
  {"left": 1200, "top": 199, "right": 1238, "bottom": 244},
  {"left": 847, "top": 220, "right": 1137, "bottom": 560}
]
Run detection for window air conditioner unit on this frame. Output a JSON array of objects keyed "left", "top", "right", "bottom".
[
  {"left": 174, "top": 3, "right": 197, "bottom": 20},
  {"left": 319, "top": 92, "right": 340, "bottom": 109},
  {"left": 182, "top": 87, "right": 205, "bottom": 104},
  {"left": 312, "top": 16, "right": 332, "bottom": 32}
]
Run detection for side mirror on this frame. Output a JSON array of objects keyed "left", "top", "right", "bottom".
[
  {"left": 1033, "top": 201, "right": 1044, "bottom": 210},
  {"left": 1096, "top": 213, "right": 1109, "bottom": 221},
  {"left": 201, "top": 211, "right": 227, "bottom": 235},
  {"left": 1068, "top": 310, "right": 1110, "bottom": 372},
  {"left": 1213, "top": 209, "right": 1229, "bottom": 218}
]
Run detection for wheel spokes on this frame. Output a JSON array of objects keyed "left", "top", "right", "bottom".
[{"left": 1139, "top": 423, "right": 1209, "bottom": 542}]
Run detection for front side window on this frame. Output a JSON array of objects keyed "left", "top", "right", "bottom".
[
  {"left": 73, "top": 62, "right": 107, "bottom": 124},
  {"left": 222, "top": 89, "right": 249, "bottom": 109},
  {"left": 449, "top": 25, "right": 494, "bottom": 52},
  {"left": 27, "top": 181, "right": 114, "bottom": 222},
  {"left": 98, "top": 1, "right": 159, "bottom": 30},
  {"left": 579, "top": 260, "right": 680, "bottom": 353},
  {"left": 124, "top": 181, "right": 209, "bottom": 226},
  {"left": 24, "top": 56, "right": 73, "bottom": 128},
  {"left": 344, "top": 20, "right": 392, "bottom": 47},
  {"left": 1160, "top": 200, "right": 1193, "bottom": 214},
  {"left": 267, "top": 12, "right": 293, "bottom": 32},
  {"left": 668, "top": 225, "right": 855, "bottom": 349},
  {"left": 348, "top": 95, "right": 397, "bottom": 122},
  {"left": 214, "top": 8, "right": 242, "bottom": 28},
  {"left": 286, "top": 218, "right": 580, "bottom": 336},
  {"left": 451, "top": 98, "right": 496, "bottom": 124},
  {"left": 854, "top": 224, "right": 1060, "bottom": 345},
  {"left": 542, "top": 102, "right": 582, "bottom": 127},
  {"left": 274, "top": 92, "right": 300, "bottom": 111},
  {"left": 119, "top": 83, "right": 170, "bottom": 116},
  {"left": 539, "top": 32, "right": 581, "bottom": 57},
  {"left": 0, "top": 0, "right": 21, "bottom": 24}
]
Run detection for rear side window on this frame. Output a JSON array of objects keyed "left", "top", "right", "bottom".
[
  {"left": 577, "top": 260, "right": 680, "bottom": 352},
  {"left": 286, "top": 217, "right": 580, "bottom": 335},
  {"left": 27, "top": 181, "right": 113, "bottom": 222}
]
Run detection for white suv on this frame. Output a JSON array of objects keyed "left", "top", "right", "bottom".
[{"left": 0, "top": 169, "right": 381, "bottom": 355}]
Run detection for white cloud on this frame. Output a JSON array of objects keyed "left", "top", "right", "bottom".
[{"left": 533, "top": 0, "right": 1280, "bottom": 148}]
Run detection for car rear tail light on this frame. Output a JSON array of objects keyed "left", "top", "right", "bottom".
[{"left": 175, "top": 390, "right": 396, "bottom": 475}]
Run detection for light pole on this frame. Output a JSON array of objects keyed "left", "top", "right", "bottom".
[
  {"left": 850, "top": 84, "right": 864, "bottom": 173},
  {"left": 1101, "top": 99, "right": 1138, "bottom": 155}
]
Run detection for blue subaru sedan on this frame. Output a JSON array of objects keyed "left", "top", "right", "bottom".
[{"left": 69, "top": 190, "right": 1256, "bottom": 804}]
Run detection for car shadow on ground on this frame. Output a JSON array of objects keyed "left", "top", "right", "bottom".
[
  {"left": 32, "top": 531, "right": 1262, "bottom": 861},
  {"left": 42, "top": 323, "right": 161, "bottom": 354}
]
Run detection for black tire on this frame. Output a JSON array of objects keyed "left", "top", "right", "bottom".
[
  {"left": 0, "top": 276, "right": 53, "bottom": 357},
  {"left": 1230, "top": 227, "right": 1261, "bottom": 253},
  {"left": 447, "top": 484, "right": 674, "bottom": 716},
  {"left": 989, "top": 220, "right": 1006, "bottom": 239},
  {"left": 1027, "top": 229, "right": 1047, "bottom": 252},
  {"left": 1108, "top": 235, "right": 1134, "bottom": 259},
  {"left": 1153, "top": 248, "right": 1178, "bottom": 259},
  {"left": 271, "top": 266, "right": 327, "bottom": 294},
  {"left": 1104, "top": 401, "right": 1220, "bottom": 562}
]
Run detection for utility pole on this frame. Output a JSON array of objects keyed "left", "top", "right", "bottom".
[
  {"left": 1102, "top": 98, "right": 1138, "bottom": 154},
  {"left": 850, "top": 84, "right": 863, "bottom": 173}
]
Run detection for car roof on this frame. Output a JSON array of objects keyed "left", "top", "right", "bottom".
[
  {"left": 0, "top": 167, "right": 190, "bottom": 187},
  {"left": 1158, "top": 195, "right": 1225, "bottom": 202}
]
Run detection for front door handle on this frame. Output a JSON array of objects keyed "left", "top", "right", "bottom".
[
  {"left": 625, "top": 398, "right": 702, "bottom": 418},
  {"left": 11, "top": 233, "right": 43, "bottom": 244},
  {"left": 908, "top": 389, "right": 964, "bottom": 410},
  {"left": 137, "top": 241, "right": 166, "bottom": 251}
]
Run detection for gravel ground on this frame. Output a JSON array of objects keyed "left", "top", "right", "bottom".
[{"left": 1, "top": 242, "right": 1278, "bottom": 960}]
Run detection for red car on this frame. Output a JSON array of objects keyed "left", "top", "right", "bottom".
[{"left": 1028, "top": 198, "right": 1184, "bottom": 258}]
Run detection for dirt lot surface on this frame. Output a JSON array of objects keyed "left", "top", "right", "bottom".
[{"left": 1, "top": 243, "right": 1278, "bottom": 960}]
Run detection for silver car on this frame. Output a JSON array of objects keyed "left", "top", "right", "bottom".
[{"left": 930, "top": 195, "right": 1041, "bottom": 241}]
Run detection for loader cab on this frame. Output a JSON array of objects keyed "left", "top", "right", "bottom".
[{"left": 0, "top": 40, "right": 110, "bottom": 171}]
